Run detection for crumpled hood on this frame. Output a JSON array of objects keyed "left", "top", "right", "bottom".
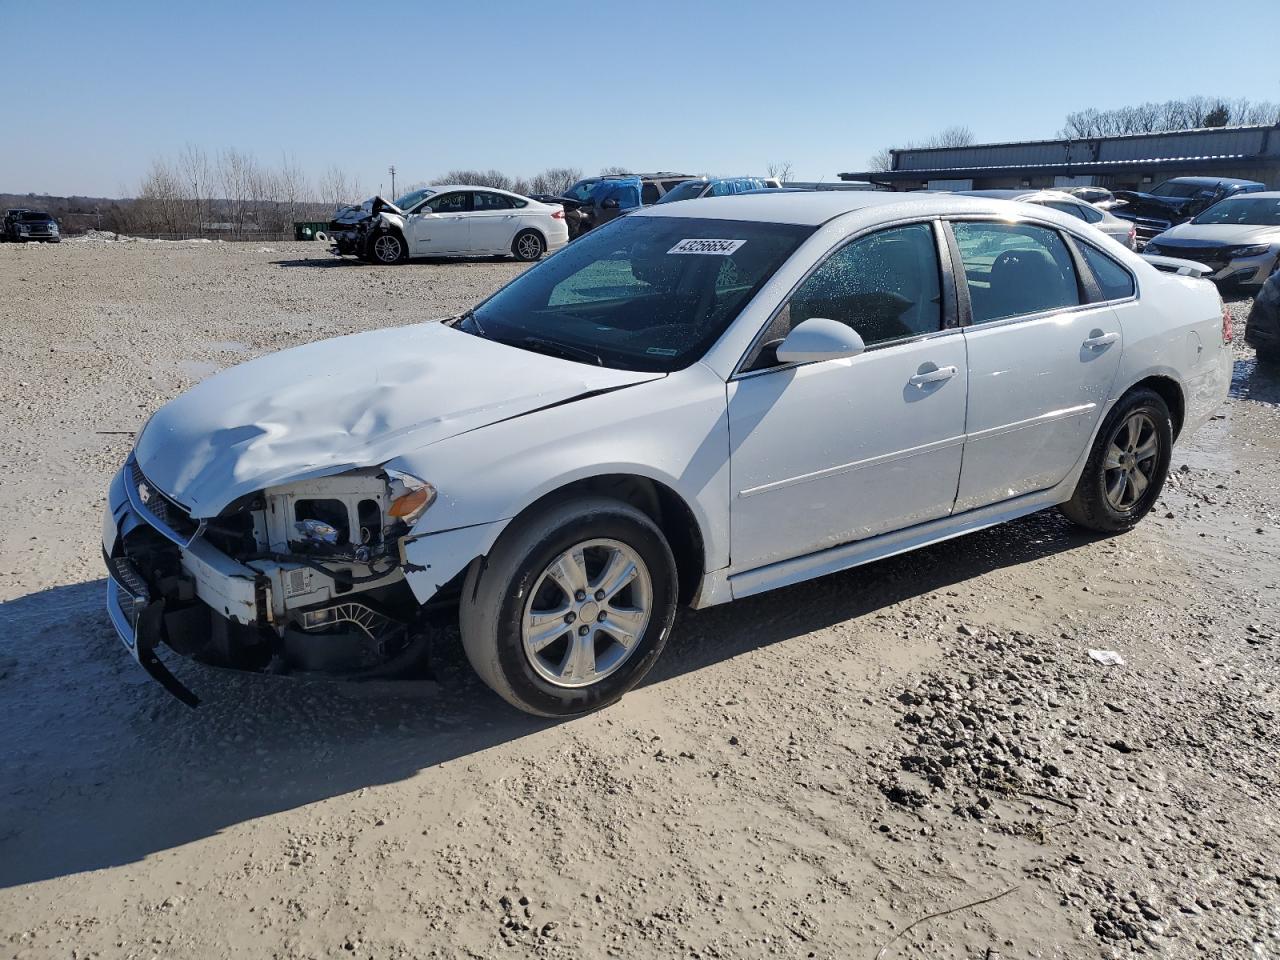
[
  {"left": 1151, "top": 223, "right": 1280, "bottom": 247},
  {"left": 1114, "top": 190, "right": 1193, "bottom": 213},
  {"left": 135, "top": 323, "right": 662, "bottom": 516},
  {"left": 330, "top": 196, "right": 405, "bottom": 226}
]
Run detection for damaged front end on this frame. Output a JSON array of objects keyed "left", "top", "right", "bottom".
[
  {"left": 103, "top": 456, "right": 444, "bottom": 706},
  {"left": 326, "top": 196, "right": 404, "bottom": 259}
]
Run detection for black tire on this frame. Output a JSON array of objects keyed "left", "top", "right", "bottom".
[
  {"left": 511, "top": 229, "right": 546, "bottom": 262},
  {"left": 459, "top": 496, "right": 678, "bottom": 717},
  {"left": 1059, "top": 387, "right": 1173, "bottom": 533},
  {"left": 369, "top": 229, "right": 407, "bottom": 265}
]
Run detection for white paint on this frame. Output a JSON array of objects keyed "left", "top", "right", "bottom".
[{"left": 105, "top": 189, "right": 1233, "bottom": 648}]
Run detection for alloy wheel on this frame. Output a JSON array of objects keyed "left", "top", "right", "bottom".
[
  {"left": 1103, "top": 411, "right": 1160, "bottom": 511},
  {"left": 516, "top": 234, "right": 542, "bottom": 259},
  {"left": 522, "top": 539, "right": 652, "bottom": 688},
  {"left": 374, "top": 234, "right": 402, "bottom": 263}
]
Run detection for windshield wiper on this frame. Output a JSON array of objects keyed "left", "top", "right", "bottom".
[
  {"left": 452, "top": 308, "right": 485, "bottom": 336},
  {"left": 517, "top": 336, "right": 603, "bottom": 366}
]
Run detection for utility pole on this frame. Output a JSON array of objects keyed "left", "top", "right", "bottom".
[{"left": 388, "top": 164, "right": 397, "bottom": 200}]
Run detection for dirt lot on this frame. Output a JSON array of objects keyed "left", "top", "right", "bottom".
[{"left": 1, "top": 239, "right": 1278, "bottom": 959}]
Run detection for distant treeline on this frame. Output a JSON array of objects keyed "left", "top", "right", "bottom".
[{"left": 18, "top": 148, "right": 641, "bottom": 237}]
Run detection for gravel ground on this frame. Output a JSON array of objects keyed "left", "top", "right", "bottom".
[{"left": 1, "top": 240, "right": 1278, "bottom": 959}]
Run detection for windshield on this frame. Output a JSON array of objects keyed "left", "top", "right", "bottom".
[
  {"left": 19, "top": 211, "right": 53, "bottom": 221},
  {"left": 459, "top": 215, "right": 814, "bottom": 372},
  {"left": 655, "top": 181, "right": 708, "bottom": 204},
  {"left": 393, "top": 187, "right": 435, "bottom": 210},
  {"left": 1192, "top": 196, "right": 1280, "bottom": 226},
  {"left": 563, "top": 179, "right": 598, "bottom": 203},
  {"left": 1150, "top": 181, "right": 1216, "bottom": 199}
]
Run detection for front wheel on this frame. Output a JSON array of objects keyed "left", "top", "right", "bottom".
[
  {"left": 370, "top": 230, "right": 407, "bottom": 264},
  {"left": 512, "top": 229, "right": 545, "bottom": 262},
  {"left": 459, "top": 497, "right": 678, "bottom": 717},
  {"left": 1059, "top": 388, "right": 1173, "bottom": 533}
]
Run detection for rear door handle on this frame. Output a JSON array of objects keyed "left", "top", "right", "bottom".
[
  {"left": 908, "top": 365, "right": 958, "bottom": 387},
  {"left": 1083, "top": 331, "right": 1120, "bottom": 350}
]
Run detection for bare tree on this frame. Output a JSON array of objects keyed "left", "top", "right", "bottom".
[
  {"left": 766, "top": 160, "right": 794, "bottom": 183},
  {"left": 319, "top": 165, "right": 358, "bottom": 210},
  {"left": 598, "top": 165, "right": 632, "bottom": 176},
  {"left": 134, "top": 157, "right": 185, "bottom": 234},
  {"left": 275, "top": 152, "right": 311, "bottom": 229},
  {"left": 866, "top": 147, "right": 895, "bottom": 173},
  {"left": 865, "top": 126, "right": 974, "bottom": 172},
  {"left": 929, "top": 126, "right": 975, "bottom": 148},
  {"left": 177, "top": 143, "right": 211, "bottom": 233},
  {"left": 1062, "top": 96, "right": 1280, "bottom": 138},
  {"left": 528, "top": 166, "right": 583, "bottom": 195},
  {"left": 217, "top": 148, "right": 258, "bottom": 237},
  {"left": 433, "top": 169, "right": 513, "bottom": 189}
]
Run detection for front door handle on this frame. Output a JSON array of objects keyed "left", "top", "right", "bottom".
[
  {"left": 1083, "top": 331, "right": 1120, "bottom": 350},
  {"left": 908, "top": 365, "right": 958, "bottom": 387}
]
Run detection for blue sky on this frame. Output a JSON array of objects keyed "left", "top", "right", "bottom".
[{"left": 2, "top": 0, "right": 1278, "bottom": 198}]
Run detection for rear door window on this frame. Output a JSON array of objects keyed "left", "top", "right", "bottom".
[
  {"left": 1041, "top": 200, "right": 1084, "bottom": 220},
  {"left": 952, "top": 221, "right": 1081, "bottom": 323},
  {"left": 641, "top": 182, "right": 661, "bottom": 205},
  {"left": 1079, "top": 244, "right": 1136, "bottom": 301},
  {"left": 473, "top": 191, "right": 515, "bottom": 211}
]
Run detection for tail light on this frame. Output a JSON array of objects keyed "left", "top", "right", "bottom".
[
  {"left": 551, "top": 208, "right": 565, "bottom": 220},
  {"left": 1221, "top": 301, "right": 1233, "bottom": 344}
]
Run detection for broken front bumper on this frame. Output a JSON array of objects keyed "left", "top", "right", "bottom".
[
  {"left": 102, "top": 459, "right": 433, "bottom": 706},
  {"left": 103, "top": 463, "right": 233, "bottom": 706}
]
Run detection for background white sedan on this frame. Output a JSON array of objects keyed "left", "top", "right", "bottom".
[{"left": 367, "top": 186, "right": 569, "bottom": 264}]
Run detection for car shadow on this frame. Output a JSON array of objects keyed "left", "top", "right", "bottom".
[{"left": 0, "top": 509, "right": 1097, "bottom": 889}]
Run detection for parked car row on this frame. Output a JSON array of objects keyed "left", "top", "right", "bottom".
[
  {"left": 1143, "top": 192, "right": 1280, "bottom": 292},
  {"left": 530, "top": 172, "right": 702, "bottom": 239},
  {"left": 1, "top": 208, "right": 60, "bottom": 243},
  {"left": 325, "top": 172, "right": 787, "bottom": 263},
  {"left": 951, "top": 179, "right": 1280, "bottom": 296},
  {"left": 1109, "top": 176, "right": 1266, "bottom": 246}
]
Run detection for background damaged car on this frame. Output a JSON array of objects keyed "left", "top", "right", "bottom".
[{"left": 325, "top": 187, "right": 567, "bottom": 264}]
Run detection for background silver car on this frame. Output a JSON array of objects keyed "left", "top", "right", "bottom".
[
  {"left": 956, "top": 189, "right": 1137, "bottom": 249},
  {"left": 1144, "top": 192, "right": 1280, "bottom": 291}
]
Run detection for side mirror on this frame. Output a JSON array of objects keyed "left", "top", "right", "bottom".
[
  {"left": 775, "top": 317, "right": 866, "bottom": 364},
  {"left": 601, "top": 198, "right": 620, "bottom": 210}
]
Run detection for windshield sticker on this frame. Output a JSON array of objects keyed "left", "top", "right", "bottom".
[
  {"left": 645, "top": 347, "right": 678, "bottom": 356},
  {"left": 668, "top": 238, "right": 746, "bottom": 255}
]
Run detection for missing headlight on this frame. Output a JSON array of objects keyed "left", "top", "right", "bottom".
[{"left": 292, "top": 499, "right": 349, "bottom": 547}]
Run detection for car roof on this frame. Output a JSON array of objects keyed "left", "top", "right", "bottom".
[
  {"left": 428, "top": 185, "right": 527, "bottom": 197},
  {"left": 634, "top": 190, "right": 1044, "bottom": 226},
  {"left": 1166, "top": 176, "right": 1262, "bottom": 186},
  {"left": 955, "top": 189, "right": 1034, "bottom": 199},
  {"left": 1211, "top": 190, "right": 1280, "bottom": 200}
]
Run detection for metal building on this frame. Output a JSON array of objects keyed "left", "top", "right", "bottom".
[{"left": 840, "top": 124, "right": 1280, "bottom": 191}]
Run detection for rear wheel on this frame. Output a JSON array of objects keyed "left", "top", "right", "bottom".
[
  {"left": 1059, "top": 388, "right": 1172, "bottom": 533},
  {"left": 512, "top": 229, "right": 545, "bottom": 262},
  {"left": 459, "top": 497, "right": 677, "bottom": 717}
]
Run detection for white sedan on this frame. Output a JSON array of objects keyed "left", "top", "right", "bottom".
[
  {"left": 330, "top": 185, "right": 569, "bottom": 264},
  {"left": 104, "top": 192, "right": 1231, "bottom": 715}
]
